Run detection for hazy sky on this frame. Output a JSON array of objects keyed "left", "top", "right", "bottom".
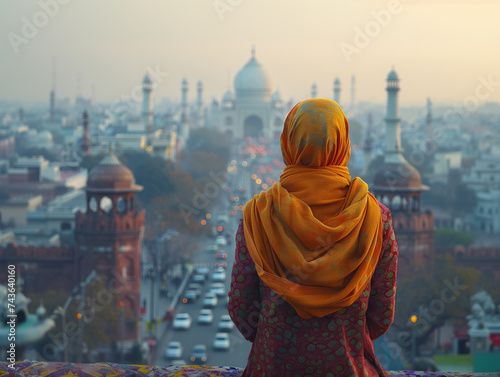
[{"left": 1, "top": 0, "right": 500, "bottom": 106}]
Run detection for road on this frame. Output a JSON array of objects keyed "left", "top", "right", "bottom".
[{"left": 141, "top": 139, "right": 283, "bottom": 368}]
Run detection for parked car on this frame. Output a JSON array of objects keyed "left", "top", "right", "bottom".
[
  {"left": 218, "top": 314, "right": 234, "bottom": 332},
  {"left": 183, "top": 290, "right": 198, "bottom": 303},
  {"left": 215, "top": 252, "right": 228, "bottom": 260},
  {"left": 198, "top": 309, "right": 214, "bottom": 324},
  {"left": 173, "top": 313, "right": 192, "bottom": 330},
  {"left": 212, "top": 267, "right": 226, "bottom": 282},
  {"left": 203, "top": 292, "right": 218, "bottom": 307},
  {"left": 213, "top": 332, "right": 230, "bottom": 350},
  {"left": 165, "top": 341, "right": 183, "bottom": 359},
  {"left": 209, "top": 283, "right": 225, "bottom": 297},
  {"left": 190, "top": 344, "right": 207, "bottom": 364}
]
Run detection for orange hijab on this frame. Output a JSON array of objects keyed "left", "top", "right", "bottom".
[{"left": 243, "top": 98, "right": 383, "bottom": 319}]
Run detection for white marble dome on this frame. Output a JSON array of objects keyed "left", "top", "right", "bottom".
[{"left": 234, "top": 50, "right": 273, "bottom": 100}]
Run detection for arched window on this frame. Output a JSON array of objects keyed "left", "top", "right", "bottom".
[{"left": 100, "top": 196, "right": 112, "bottom": 213}]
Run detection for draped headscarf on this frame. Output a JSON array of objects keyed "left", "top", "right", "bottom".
[{"left": 243, "top": 98, "right": 383, "bottom": 319}]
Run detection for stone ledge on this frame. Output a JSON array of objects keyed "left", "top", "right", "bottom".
[{"left": 1, "top": 361, "right": 499, "bottom": 376}]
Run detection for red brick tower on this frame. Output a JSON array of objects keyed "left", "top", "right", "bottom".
[
  {"left": 372, "top": 69, "right": 434, "bottom": 269},
  {"left": 74, "top": 151, "right": 144, "bottom": 341}
]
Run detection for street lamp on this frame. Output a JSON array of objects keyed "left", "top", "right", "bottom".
[
  {"left": 61, "top": 286, "right": 80, "bottom": 362},
  {"left": 77, "top": 270, "right": 98, "bottom": 363},
  {"left": 410, "top": 315, "right": 418, "bottom": 368}
]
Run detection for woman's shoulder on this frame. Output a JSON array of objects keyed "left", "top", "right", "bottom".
[{"left": 375, "top": 200, "right": 393, "bottom": 229}]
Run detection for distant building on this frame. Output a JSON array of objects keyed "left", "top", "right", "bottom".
[
  {"left": 75, "top": 151, "right": 144, "bottom": 343},
  {"left": 0, "top": 152, "right": 145, "bottom": 347},
  {"left": 210, "top": 48, "right": 287, "bottom": 139},
  {"left": 371, "top": 69, "right": 435, "bottom": 268}
]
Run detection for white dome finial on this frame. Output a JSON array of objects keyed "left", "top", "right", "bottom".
[{"left": 251, "top": 45, "right": 255, "bottom": 58}]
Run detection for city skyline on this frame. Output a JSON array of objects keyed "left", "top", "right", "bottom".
[{"left": 1, "top": 1, "right": 500, "bottom": 105}]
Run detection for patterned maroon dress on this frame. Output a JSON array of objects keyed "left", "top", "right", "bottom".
[{"left": 228, "top": 201, "right": 398, "bottom": 377}]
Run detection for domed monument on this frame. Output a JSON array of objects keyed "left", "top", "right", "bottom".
[{"left": 214, "top": 47, "right": 286, "bottom": 139}]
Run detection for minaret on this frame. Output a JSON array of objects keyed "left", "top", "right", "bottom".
[
  {"left": 50, "top": 58, "right": 56, "bottom": 122},
  {"left": 311, "top": 83, "right": 317, "bottom": 98},
  {"left": 372, "top": 68, "right": 434, "bottom": 269},
  {"left": 333, "top": 77, "right": 341, "bottom": 104},
  {"left": 351, "top": 74, "right": 356, "bottom": 108},
  {"left": 181, "top": 78, "right": 189, "bottom": 139},
  {"left": 79, "top": 111, "right": 92, "bottom": 156},
  {"left": 142, "top": 73, "right": 153, "bottom": 127},
  {"left": 384, "top": 69, "right": 405, "bottom": 164},
  {"left": 362, "top": 112, "right": 373, "bottom": 176},
  {"left": 197, "top": 80, "right": 203, "bottom": 127},
  {"left": 425, "top": 98, "right": 434, "bottom": 155}
]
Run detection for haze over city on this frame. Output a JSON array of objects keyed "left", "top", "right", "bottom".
[{"left": 1, "top": 0, "right": 500, "bottom": 105}]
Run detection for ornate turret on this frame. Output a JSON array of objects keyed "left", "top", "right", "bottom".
[
  {"left": 75, "top": 149, "right": 144, "bottom": 343},
  {"left": 372, "top": 69, "right": 434, "bottom": 267}
]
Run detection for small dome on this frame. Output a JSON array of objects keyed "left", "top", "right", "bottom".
[
  {"left": 222, "top": 90, "right": 234, "bottom": 102},
  {"left": 143, "top": 73, "right": 152, "bottom": 83},
  {"left": 36, "top": 301, "right": 47, "bottom": 318},
  {"left": 87, "top": 152, "right": 143, "bottom": 192},
  {"left": 271, "top": 90, "right": 282, "bottom": 102},
  {"left": 334, "top": 77, "right": 341, "bottom": 85},
  {"left": 38, "top": 130, "right": 53, "bottom": 144},
  {"left": 373, "top": 161, "right": 423, "bottom": 189},
  {"left": 387, "top": 69, "right": 399, "bottom": 81},
  {"left": 234, "top": 50, "right": 273, "bottom": 99}
]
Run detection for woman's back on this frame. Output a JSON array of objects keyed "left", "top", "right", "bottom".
[{"left": 228, "top": 201, "right": 398, "bottom": 377}]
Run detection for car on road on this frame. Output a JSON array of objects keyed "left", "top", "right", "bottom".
[
  {"left": 214, "top": 261, "right": 228, "bottom": 269},
  {"left": 218, "top": 314, "right": 234, "bottom": 332},
  {"left": 168, "top": 359, "right": 187, "bottom": 366},
  {"left": 165, "top": 341, "right": 183, "bottom": 359},
  {"left": 209, "top": 282, "right": 225, "bottom": 297},
  {"left": 187, "top": 283, "right": 202, "bottom": 297},
  {"left": 213, "top": 332, "right": 230, "bottom": 350},
  {"left": 212, "top": 267, "right": 226, "bottom": 282},
  {"left": 215, "top": 236, "right": 227, "bottom": 246},
  {"left": 207, "top": 244, "right": 219, "bottom": 253},
  {"left": 196, "top": 266, "right": 209, "bottom": 276},
  {"left": 183, "top": 290, "right": 198, "bottom": 303},
  {"left": 192, "top": 274, "right": 206, "bottom": 284},
  {"left": 215, "top": 252, "right": 228, "bottom": 260},
  {"left": 203, "top": 292, "right": 218, "bottom": 307},
  {"left": 198, "top": 309, "right": 214, "bottom": 324},
  {"left": 190, "top": 344, "right": 207, "bottom": 364},
  {"left": 173, "top": 313, "right": 192, "bottom": 330}
]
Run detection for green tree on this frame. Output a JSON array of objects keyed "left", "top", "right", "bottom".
[
  {"left": 185, "top": 127, "right": 231, "bottom": 166},
  {"left": 434, "top": 228, "right": 474, "bottom": 248},
  {"left": 395, "top": 254, "right": 480, "bottom": 341}
]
